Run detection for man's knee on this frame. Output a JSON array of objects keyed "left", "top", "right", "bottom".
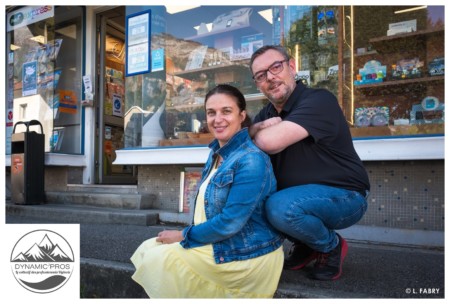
[{"left": 265, "top": 196, "right": 285, "bottom": 228}]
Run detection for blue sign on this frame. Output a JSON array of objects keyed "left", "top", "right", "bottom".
[
  {"left": 126, "top": 10, "right": 151, "bottom": 76},
  {"left": 152, "top": 48, "right": 164, "bottom": 72},
  {"left": 22, "top": 61, "right": 37, "bottom": 96}
]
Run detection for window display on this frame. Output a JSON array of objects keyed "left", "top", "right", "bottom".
[
  {"left": 6, "top": 6, "right": 84, "bottom": 154},
  {"left": 124, "top": 5, "right": 341, "bottom": 148},
  {"left": 343, "top": 6, "right": 444, "bottom": 138}
]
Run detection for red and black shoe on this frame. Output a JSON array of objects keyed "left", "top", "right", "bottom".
[
  {"left": 310, "top": 234, "right": 348, "bottom": 281},
  {"left": 284, "top": 242, "right": 319, "bottom": 270}
]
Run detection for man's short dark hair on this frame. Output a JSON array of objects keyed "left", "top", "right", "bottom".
[{"left": 249, "top": 45, "right": 291, "bottom": 74}]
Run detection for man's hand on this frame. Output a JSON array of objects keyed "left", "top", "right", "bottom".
[
  {"left": 249, "top": 117, "right": 282, "bottom": 138},
  {"left": 253, "top": 120, "right": 309, "bottom": 154},
  {"left": 156, "top": 230, "right": 183, "bottom": 244}
]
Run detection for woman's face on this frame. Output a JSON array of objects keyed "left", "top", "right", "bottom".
[{"left": 205, "top": 93, "right": 246, "bottom": 147}]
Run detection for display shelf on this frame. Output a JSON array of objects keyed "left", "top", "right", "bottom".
[
  {"left": 350, "top": 123, "right": 444, "bottom": 137},
  {"left": 172, "top": 63, "right": 250, "bottom": 81},
  {"left": 351, "top": 23, "right": 444, "bottom": 138},
  {"left": 166, "top": 103, "right": 204, "bottom": 111},
  {"left": 354, "top": 50, "right": 378, "bottom": 58},
  {"left": 244, "top": 92, "right": 267, "bottom": 102},
  {"left": 186, "top": 24, "right": 259, "bottom": 42},
  {"left": 354, "top": 75, "right": 444, "bottom": 91},
  {"left": 167, "top": 92, "right": 266, "bottom": 112},
  {"left": 160, "top": 134, "right": 214, "bottom": 146},
  {"left": 369, "top": 28, "right": 444, "bottom": 54},
  {"left": 104, "top": 114, "right": 123, "bottom": 127},
  {"left": 106, "top": 58, "right": 125, "bottom": 72}
]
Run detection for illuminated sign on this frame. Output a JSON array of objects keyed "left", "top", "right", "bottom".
[{"left": 7, "top": 6, "right": 54, "bottom": 32}]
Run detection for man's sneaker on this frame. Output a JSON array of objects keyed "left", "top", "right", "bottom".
[
  {"left": 284, "top": 242, "right": 318, "bottom": 270},
  {"left": 310, "top": 234, "right": 348, "bottom": 281}
]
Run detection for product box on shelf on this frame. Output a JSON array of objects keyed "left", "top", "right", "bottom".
[
  {"left": 387, "top": 19, "right": 416, "bottom": 36},
  {"left": 354, "top": 106, "right": 389, "bottom": 127},
  {"left": 428, "top": 57, "right": 444, "bottom": 76},
  {"left": 391, "top": 58, "right": 423, "bottom": 80},
  {"left": 410, "top": 96, "right": 444, "bottom": 125},
  {"left": 354, "top": 60, "right": 386, "bottom": 85}
]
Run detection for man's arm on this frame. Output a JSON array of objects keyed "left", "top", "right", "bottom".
[
  {"left": 248, "top": 117, "right": 282, "bottom": 138},
  {"left": 252, "top": 119, "right": 309, "bottom": 154}
]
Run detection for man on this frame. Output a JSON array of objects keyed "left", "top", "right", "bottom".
[{"left": 249, "top": 45, "right": 370, "bottom": 281}]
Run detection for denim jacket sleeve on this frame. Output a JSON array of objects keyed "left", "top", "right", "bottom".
[{"left": 180, "top": 152, "right": 274, "bottom": 248}]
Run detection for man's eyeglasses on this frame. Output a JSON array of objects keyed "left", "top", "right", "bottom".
[{"left": 252, "top": 59, "right": 289, "bottom": 83}]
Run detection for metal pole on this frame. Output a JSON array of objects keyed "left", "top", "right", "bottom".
[{"left": 97, "top": 15, "right": 106, "bottom": 183}]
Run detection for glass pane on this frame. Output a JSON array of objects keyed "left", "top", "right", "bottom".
[
  {"left": 122, "top": 5, "right": 444, "bottom": 148},
  {"left": 6, "top": 6, "right": 83, "bottom": 154},
  {"left": 125, "top": 5, "right": 340, "bottom": 148},
  {"left": 125, "top": 6, "right": 271, "bottom": 148},
  {"left": 343, "top": 6, "right": 444, "bottom": 138},
  {"left": 283, "top": 6, "right": 339, "bottom": 95}
]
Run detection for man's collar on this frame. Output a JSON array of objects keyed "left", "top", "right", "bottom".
[{"left": 283, "top": 81, "right": 306, "bottom": 113}]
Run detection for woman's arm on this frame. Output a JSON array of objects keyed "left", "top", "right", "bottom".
[{"left": 180, "top": 153, "right": 273, "bottom": 248}]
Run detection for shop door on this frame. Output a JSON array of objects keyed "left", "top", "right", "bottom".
[{"left": 96, "top": 7, "right": 136, "bottom": 184}]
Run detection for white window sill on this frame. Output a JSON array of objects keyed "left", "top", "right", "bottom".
[
  {"left": 112, "top": 136, "right": 444, "bottom": 165},
  {"left": 5, "top": 153, "right": 86, "bottom": 167}
]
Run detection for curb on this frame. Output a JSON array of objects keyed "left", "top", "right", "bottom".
[
  {"left": 80, "top": 257, "right": 368, "bottom": 299},
  {"left": 80, "top": 258, "right": 146, "bottom": 298}
]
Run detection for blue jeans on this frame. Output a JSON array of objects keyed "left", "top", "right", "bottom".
[{"left": 265, "top": 184, "right": 368, "bottom": 253}]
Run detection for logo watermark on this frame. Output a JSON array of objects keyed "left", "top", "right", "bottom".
[
  {"left": 10, "top": 229, "right": 75, "bottom": 293},
  {"left": 405, "top": 288, "right": 441, "bottom": 295}
]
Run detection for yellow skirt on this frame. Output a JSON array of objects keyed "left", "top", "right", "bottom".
[{"left": 130, "top": 238, "right": 284, "bottom": 298}]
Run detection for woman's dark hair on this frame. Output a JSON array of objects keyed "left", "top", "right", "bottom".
[
  {"left": 204, "top": 84, "right": 251, "bottom": 128},
  {"left": 249, "top": 45, "right": 291, "bottom": 74}
]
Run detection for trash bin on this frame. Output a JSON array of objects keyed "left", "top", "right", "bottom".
[{"left": 11, "top": 120, "right": 45, "bottom": 205}]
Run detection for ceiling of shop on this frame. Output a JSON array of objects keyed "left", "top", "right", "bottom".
[{"left": 100, "top": 6, "right": 125, "bottom": 26}]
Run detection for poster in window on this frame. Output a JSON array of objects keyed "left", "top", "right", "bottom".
[
  {"left": 25, "top": 48, "right": 38, "bottom": 63},
  {"left": 179, "top": 167, "right": 203, "bottom": 213},
  {"left": 22, "top": 61, "right": 38, "bottom": 97},
  {"left": 46, "top": 39, "right": 63, "bottom": 61},
  {"left": 151, "top": 48, "right": 164, "bottom": 72},
  {"left": 59, "top": 90, "right": 78, "bottom": 114}
]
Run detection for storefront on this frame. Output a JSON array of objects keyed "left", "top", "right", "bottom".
[{"left": 5, "top": 5, "right": 444, "bottom": 240}]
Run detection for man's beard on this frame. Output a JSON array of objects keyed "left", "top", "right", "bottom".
[{"left": 266, "top": 81, "right": 292, "bottom": 106}]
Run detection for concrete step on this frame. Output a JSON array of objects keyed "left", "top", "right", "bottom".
[
  {"left": 6, "top": 201, "right": 191, "bottom": 226},
  {"left": 6, "top": 202, "right": 159, "bottom": 226},
  {"left": 67, "top": 184, "right": 139, "bottom": 194},
  {"left": 45, "top": 191, "right": 156, "bottom": 210}
]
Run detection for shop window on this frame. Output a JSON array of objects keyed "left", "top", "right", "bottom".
[
  {"left": 6, "top": 6, "right": 84, "bottom": 154},
  {"left": 123, "top": 5, "right": 443, "bottom": 149},
  {"left": 342, "top": 6, "right": 444, "bottom": 138},
  {"left": 124, "top": 5, "right": 339, "bottom": 148}
]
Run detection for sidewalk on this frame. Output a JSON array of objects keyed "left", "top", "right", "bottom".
[{"left": 5, "top": 213, "right": 444, "bottom": 299}]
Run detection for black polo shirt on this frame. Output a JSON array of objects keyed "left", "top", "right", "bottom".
[{"left": 253, "top": 82, "right": 370, "bottom": 193}]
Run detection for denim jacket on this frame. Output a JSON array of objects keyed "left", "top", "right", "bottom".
[{"left": 180, "top": 128, "right": 284, "bottom": 264}]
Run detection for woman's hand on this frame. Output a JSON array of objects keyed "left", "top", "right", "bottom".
[{"left": 156, "top": 230, "right": 183, "bottom": 244}]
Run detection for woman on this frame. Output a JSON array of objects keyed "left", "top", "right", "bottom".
[{"left": 130, "top": 84, "right": 284, "bottom": 298}]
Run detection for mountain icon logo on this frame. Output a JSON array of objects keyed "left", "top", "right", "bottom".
[{"left": 10, "top": 229, "right": 75, "bottom": 293}]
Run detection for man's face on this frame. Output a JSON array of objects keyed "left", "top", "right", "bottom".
[{"left": 251, "top": 49, "right": 297, "bottom": 109}]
